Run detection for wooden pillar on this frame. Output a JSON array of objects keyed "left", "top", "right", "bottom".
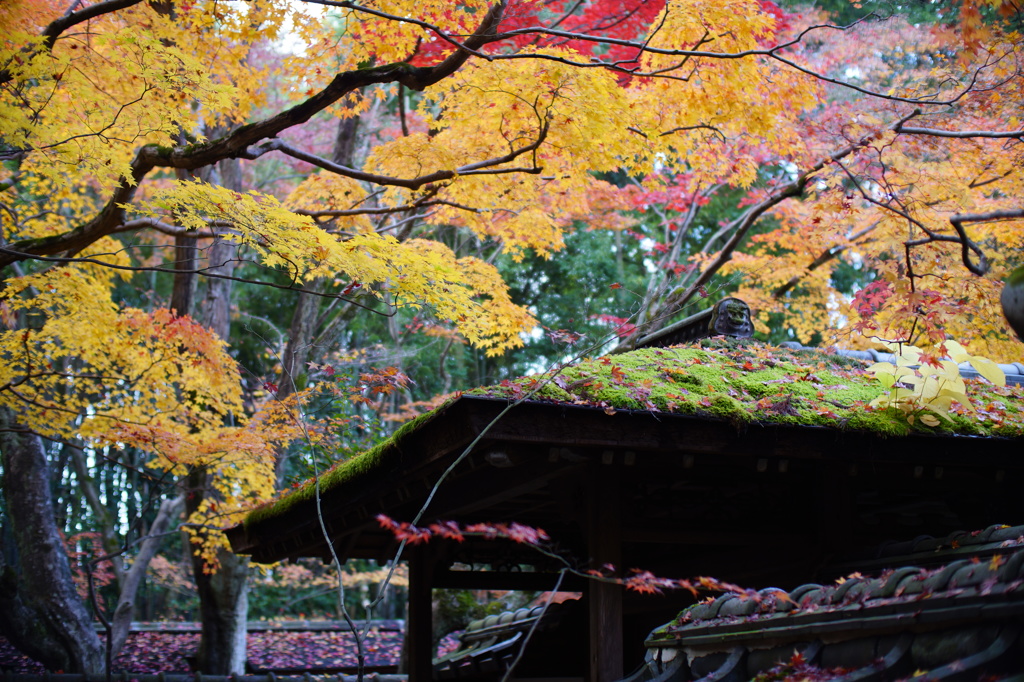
[
  {"left": 588, "top": 462, "right": 623, "bottom": 682},
  {"left": 407, "top": 545, "right": 434, "bottom": 682}
]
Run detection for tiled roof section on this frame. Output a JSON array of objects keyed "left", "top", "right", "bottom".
[
  {"left": 635, "top": 530, "right": 1024, "bottom": 681},
  {"left": 874, "top": 522, "right": 1024, "bottom": 561},
  {"left": 780, "top": 341, "right": 1024, "bottom": 385},
  {"left": 674, "top": 547, "right": 1023, "bottom": 633},
  {"left": 827, "top": 523, "right": 1024, "bottom": 577},
  {"left": 434, "top": 602, "right": 572, "bottom": 680}
]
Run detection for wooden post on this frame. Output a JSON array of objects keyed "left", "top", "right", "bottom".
[
  {"left": 588, "top": 462, "right": 623, "bottom": 682},
  {"left": 407, "top": 545, "right": 434, "bottom": 682}
]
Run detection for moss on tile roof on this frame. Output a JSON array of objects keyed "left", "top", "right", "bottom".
[
  {"left": 243, "top": 339, "right": 1024, "bottom": 528},
  {"left": 469, "top": 338, "right": 1024, "bottom": 438},
  {"left": 244, "top": 405, "right": 450, "bottom": 527}
]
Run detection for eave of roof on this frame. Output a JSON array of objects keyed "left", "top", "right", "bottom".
[
  {"left": 637, "top": 537, "right": 1024, "bottom": 680},
  {"left": 234, "top": 341, "right": 1024, "bottom": 546}
]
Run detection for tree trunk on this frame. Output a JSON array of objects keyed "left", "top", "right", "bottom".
[
  {"left": 272, "top": 114, "right": 364, "bottom": 484},
  {"left": 193, "top": 548, "right": 250, "bottom": 674},
  {"left": 332, "top": 112, "right": 361, "bottom": 166},
  {"left": 273, "top": 281, "right": 322, "bottom": 483},
  {"left": 170, "top": 234, "right": 198, "bottom": 317},
  {"left": 108, "top": 495, "right": 184, "bottom": 658},
  {"left": 199, "top": 158, "right": 241, "bottom": 341},
  {"left": 0, "top": 408, "right": 104, "bottom": 673},
  {"left": 185, "top": 469, "right": 250, "bottom": 674},
  {"left": 185, "top": 156, "right": 251, "bottom": 675}
]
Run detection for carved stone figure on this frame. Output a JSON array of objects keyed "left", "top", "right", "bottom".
[
  {"left": 1002, "top": 265, "right": 1024, "bottom": 341},
  {"left": 709, "top": 297, "right": 754, "bottom": 339}
]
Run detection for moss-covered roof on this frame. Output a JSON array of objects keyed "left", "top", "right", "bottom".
[
  {"left": 242, "top": 340, "right": 1024, "bottom": 529},
  {"left": 469, "top": 339, "right": 1024, "bottom": 438},
  {"left": 244, "top": 404, "right": 450, "bottom": 527}
]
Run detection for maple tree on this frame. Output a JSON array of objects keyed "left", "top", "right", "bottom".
[
  {"left": 607, "top": 3, "right": 1024, "bottom": 359},
  {"left": 1, "top": 0, "right": 1023, "bottom": 675}
]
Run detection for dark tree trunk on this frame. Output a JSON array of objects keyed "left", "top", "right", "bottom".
[
  {"left": 185, "top": 469, "right": 250, "bottom": 674},
  {"left": 0, "top": 408, "right": 104, "bottom": 673},
  {"left": 170, "top": 233, "right": 198, "bottom": 317},
  {"left": 185, "top": 156, "right": 250, "bottom": 675},
  {"left": 193, "top": 548, "right": 250, "bottom": 674},
  {"left": 332, "top": 113, "right": 361, "bottom": 166},
  {"left": 273, "top": 281, "right": 322, "bottom": 483}
]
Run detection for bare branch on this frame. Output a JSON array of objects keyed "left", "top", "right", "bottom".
[
  {"left": 257, "top": 120, "right": 548, "bottom": 191},
  {"left": 948, "top": 209, "right": 1024, "bottom": 275},
  {"left": 619, "top": 108, "right": 923, "bottom": 348},
  {"left": 300, "top": 199, "right": 487, "bottom": 219},
  {"left": 108, "top": 218, "right": 217, "bottom": 239},
  {"left": 0, "top": 246, "right": 391, "bottom": 312},
  {"left": 896, "top": 125, "right": 1024, "bottom": 139},
  {"left": 834, "top": 155, "right": 995, "bottom": 278}
]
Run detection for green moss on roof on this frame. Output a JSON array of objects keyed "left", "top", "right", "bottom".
[
  {"left": 244, "top": 402, "right": 450, "bottom": 528},
  {"left": 468, "top": 338, "right": 1024, "bottom": 438},
  {"left": 243, "top": 340, "right": 1024, "bottom": 528}
]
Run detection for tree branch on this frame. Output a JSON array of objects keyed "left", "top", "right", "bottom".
[
  {"left": 618, "top": 108, "right": 923, "bottom": 348},
  {"left": 948, "top": 209, "right": 1024, "bottom": 275},
  {"left": 895, "top": 125, "right": 1024, "bottom": 139},
  {"left": 772, "top": 221, "right": 879, "bottom": 299},
  {"left": 257, "top": 120, "right": 548, "bottom": 191},
  {"left": 0, "top": 246, "right": 390, "bottom": 311},
  {"left": 107, "top": 495, "right": 184, "bottom": 659},
  {"left": 0, "top": 1, "right": 515, "bottom": 269}
]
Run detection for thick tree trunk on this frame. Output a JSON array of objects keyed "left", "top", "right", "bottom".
[
  {"left": 185, "top": 156, "right": 250, "bottom": 675},
  {"left": 185, "top": 469, "right": 250, "bottom": 674},
  {"left": 0, "top": 409, "right": 104, "bottom": 673},
  {"left": 193, "top": 548, "right": 250, "bottom": 674}
]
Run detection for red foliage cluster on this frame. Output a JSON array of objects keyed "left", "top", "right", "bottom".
[
  {"left": 377, "top": 517, "right": 766, "bottom": 600},
  {"left": 376, "top": 515, "right": 550, "bottom": 546},
  {"left": 350, "top": 367, "right": 413, "bottom": 406},
  {"left": 408, "top": 0, "right": 669, "bottom": 72},
  {"left": 591, "top": 314, "right": 637, "bottom": 338},
  {"left": 63, "top": 532, "right": 115, "bottom": 605}
]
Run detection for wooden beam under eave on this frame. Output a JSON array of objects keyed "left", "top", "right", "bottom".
[{"left": 588, "top": 462, "right": 623, "bottom": 682}]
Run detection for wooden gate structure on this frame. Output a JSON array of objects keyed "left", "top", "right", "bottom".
[{"left": 228, "top": 343, "right": 1024, "bottom": 682}]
